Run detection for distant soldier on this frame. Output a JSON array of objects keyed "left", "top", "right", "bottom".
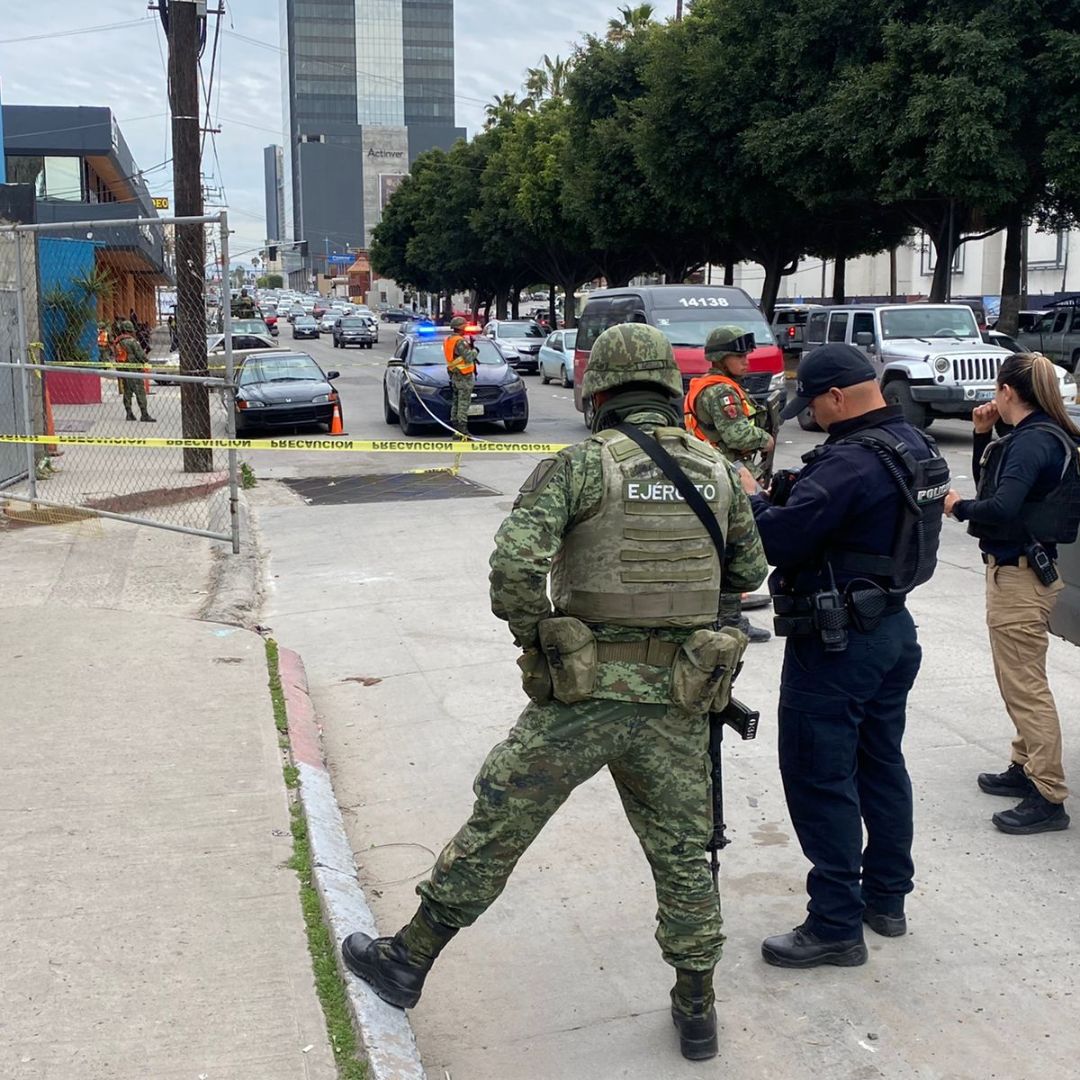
[
  {"left": 97, "top": 322, "right": 112, "bottom": 365},
  {"left": 114, "top": 321, "right": 154, "bottom": 423},
  {"left": 685, "top": 326, "right": 776, "bottom": 642},
  {"left": 444, "top": 316, "right": 479, "bottom": 437}
]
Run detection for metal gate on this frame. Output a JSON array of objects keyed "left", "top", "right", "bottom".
[{"left": 0, "top": 212, "right": 239, "bottom": 550}]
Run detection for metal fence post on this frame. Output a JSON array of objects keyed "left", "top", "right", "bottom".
[
  {"left": 13, "top": 232, "right": 36, "bottom": 502},
  {"left": 220, "top": 212, "right": 240, "bottom": 554}
]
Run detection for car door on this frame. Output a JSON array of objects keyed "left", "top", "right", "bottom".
[
  {"left": 1066, "top": 310, "right": 1080, "bottom": 372},
  {"left": 1045, "top": 310, "right": 1069, "bottom": 365},
  {"left": 850, "top": 311, "right": 883, "bottom": 374},
  {"left": 543, "top": 332, "right": 560, "bottom": 377},
  {"left": 386, "top": 339, "right": 408, "bottom": 408},
  {"left": 826, "top": 311, "right": 849, "bottom": 344}
]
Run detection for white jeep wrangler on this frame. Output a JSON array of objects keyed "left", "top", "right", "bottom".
[{"left": 800, "top": 303, "right": 1076, "bottom": 430}]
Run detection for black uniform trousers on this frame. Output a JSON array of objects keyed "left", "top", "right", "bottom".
[{"left": 778, "top": 608, "right": 922, "bottom": 940}]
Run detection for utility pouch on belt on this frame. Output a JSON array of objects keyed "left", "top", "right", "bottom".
[
  {"left": 670, "top": 626, "right": 748, "bottom": 714},
  {"left": 517, "top": 648, "right": 553, "bottom": 705},
  {"left": 538, "top": 617, "right": 598, "bottom": 704}
]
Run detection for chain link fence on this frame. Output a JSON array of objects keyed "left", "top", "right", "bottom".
[{"left": 0, "top": 213, "right": 239, "bottom": 549}]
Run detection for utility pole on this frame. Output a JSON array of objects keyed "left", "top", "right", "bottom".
[{"left": 167, "top": 0, "right": 213, "bottom": 473}]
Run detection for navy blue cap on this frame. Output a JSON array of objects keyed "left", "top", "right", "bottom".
[{"left": 780, "top": 343, "right": 877, "bottom": 420}]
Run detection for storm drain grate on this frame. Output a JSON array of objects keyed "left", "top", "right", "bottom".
[{"left": 282, "top": 472, "right": 502, "bottom": 505}]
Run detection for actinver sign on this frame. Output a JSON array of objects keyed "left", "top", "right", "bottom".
[{"left": 367, "top": 148, "right": 405, "bottom": 159}]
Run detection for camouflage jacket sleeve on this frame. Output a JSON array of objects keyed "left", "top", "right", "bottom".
[
  {"left": 721, "top": 462, "right": 768, "bottom": 595},
  {"left": 489, "top": 443, "right": 598, "bottom": 648},
  {"left": 699, "top": 384, "right": 770, "bottom": 455},
  {"left": 453, "top": 337, "right": 479, "bottom": 366},
  {"left": 120, "top": 337, "right": 148, "bottom": 364}
]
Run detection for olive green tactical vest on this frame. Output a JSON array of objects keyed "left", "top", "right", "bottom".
[{"left": 550, "top": 426, "right": 730, "bottom": 627}]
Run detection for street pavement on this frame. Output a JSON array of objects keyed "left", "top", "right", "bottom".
[
  {"left": 1, "top": 516, "right": 335, "bottom": 1080},
  {"left": 251, "top": 331, "right": 1080, "bottom": 1078}
]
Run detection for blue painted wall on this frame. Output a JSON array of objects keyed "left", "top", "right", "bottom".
[{"left": 38, "top": 237, "right": 99, "bottom": 362}]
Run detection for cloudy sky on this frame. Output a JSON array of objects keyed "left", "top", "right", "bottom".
[{"left": 0, "top": 1, "right": 674, "bottom": 261}]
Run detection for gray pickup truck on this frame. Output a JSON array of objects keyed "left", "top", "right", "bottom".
[{"left": 1017, "top": 300, "right": 1080, "bottom": 372}]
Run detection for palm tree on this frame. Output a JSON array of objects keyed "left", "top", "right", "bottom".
[
  {"left": 524, "top": 54, "right": 573, "bottom": 102},
  {"left": 484, "top": 92, "right": 534, "bottom": 130},
  {"left": 606, "top": 2, "right": 655, "bottom": 42}
]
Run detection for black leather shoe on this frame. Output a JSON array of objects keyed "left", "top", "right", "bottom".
[
  {"left": 978, "top": 761, "right": 1035, "bottom": 797},
  {"left": 722, "top": 615, "right": 771, "bottom": 643},
  {"left": 761, "top": 926, "right": 868, "bottom": 968},
  {"left": 341, "top": 932, "right": 431, "bottom": 1009},
  {"left": 992, "top": 793, "right": 1070, "bottom": 835},
  {"left": 671, "top": 1004, "right": 718, "bottom": 1060},
  {"left": 863, "top": 909, "right": 907, "bottom": 937}
]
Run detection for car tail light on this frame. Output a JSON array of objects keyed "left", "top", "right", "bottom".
[{"left": 787, "top": 326, "right": 796, "bottom": 338}]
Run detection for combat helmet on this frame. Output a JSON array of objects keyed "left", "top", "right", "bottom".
[
  {"left": 120, "top": 320, "right": 135, "bottom": 333},
  {"left": 581, "top": 323, "right": 683, "bottom": 400},
  {"left": 450, "top": 316, "right": 467, "bottom": 330},
  {"left": 705, "top": 325, "right": 755, "bottom": 362}
]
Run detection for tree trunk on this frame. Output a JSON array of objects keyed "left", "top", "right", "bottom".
[
  {"left": 510, "top": 290, "right": 520, "bottom": 319},
  {"left": 998, "top": 207, "right": 1024, "bottom": 336},
  {"left": 548, "top": 284, "right": 557, "bottom": 329},
  {"left": 562, "top": 279, "right": 578, "bottom": 328},
  {"left": 496, "top": 291, "right": 508, "bottom": 319},
  {"left": 723, "top": 262, "right": 734, "bottom": 287},
  {"left": 929, "top": 224, "right": 952, "bottom": 303},
  {"left": 889, "top": 248, "right": 898, "bottom": 302},
  {"left": 832, "top": 257, "right": 846, "bottom": 304},
  {"left": 759, "top": 259, "right": 783, "bottom": 321},
  {"left": 469, "top": 289, "right": 480, "bottom": 319}
]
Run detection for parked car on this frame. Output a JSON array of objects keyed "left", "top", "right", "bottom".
[
  {"left": 233, "top": 351, "right": 341, "bottom": 433},
  {"left": 397, "top": 318, "right": 435, "bottom": 348},
  {"left": 230, "top": 319, "right": 271, "bottom": 337},
  {"left": 359, "top": 313, "right": 379, "bottom": 342},
  {"left": 982, "top": 328, "right": 1024, "bottom": 353},
  {"left": 319, "top": 312, "right": 338, "bottom": 334},
  {"left": 483, "top": 319, "right": 546, "bottom": 373},
  {"left": 383, "top": 332, "right": 528, "bottom": 436},
  {"left": 263, "top": 312, "right": 279, "bottom": 336},
  {"left": 799, "top": 303, "right": 1076, "bottom": 430},
  {"left": 1016, "top": 300, "right": 1080, "bottom": 371},
  {"left": 381, "top": 309, "right": 412, "bottom": 323},
  {"left": 538, "top": 329, "right": 577, "bottom": 387},
  {"left": 155, "top": 333, "right": 283, "bottom": 384},
  {"left": 772, "top": 303, "right": 825, "bottom": 358},
  {"left": 292, "top": 315, "right": 319, "bottom": 340},
  {"left": 332, "top": 316, "right": 376, "bottom": 349}
]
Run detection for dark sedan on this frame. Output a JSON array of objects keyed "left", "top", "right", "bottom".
[
  {"left": 233, "top": 352, "right": 341, "bottom": 433},
  {"left": 333, "top": 316, "right": 376, "bottom": 349},
  {"left": 292, "top": 315, "right": 319, "bottom": 340},
  {"left": 383, "top": 334, "right": 528, "bottom": 435}
]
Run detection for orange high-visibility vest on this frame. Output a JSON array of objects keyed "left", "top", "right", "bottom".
[
  {"left": 444, "top": 333, "right": 476, "bottom": 376},
  {"left": 97, "top": 329, "right": 109, "bottom": 349},
  {"left": 684, "top": 373, "right": 754, "bottom": 443},
  {"left": 114, "top": 340, "right": 130, "bottom": 363}
]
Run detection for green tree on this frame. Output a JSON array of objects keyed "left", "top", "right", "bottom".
[
  {"left": 606, "top": 3, "right": 656, "bottom": 43},
  {"left": 484, "top": 92, "right": 533, "bottom": 131},
  {"left": 525, "top": 54, "right": 573, "bottom": 102},
  {"left": 256, "top": 273, "right": 284, "bottom": 289}
]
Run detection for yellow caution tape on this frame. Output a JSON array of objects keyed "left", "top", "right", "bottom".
[{"left": 0, "top": 433, "right": 568, "bottom": 454}]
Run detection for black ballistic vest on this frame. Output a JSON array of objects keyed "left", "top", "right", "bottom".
[{"left": 967, "top": 422, "right": 1080, "bottom": 546}]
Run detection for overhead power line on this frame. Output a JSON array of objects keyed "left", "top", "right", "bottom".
[{"left": 0, "top": 17, "right": 150, "bottom": 46}]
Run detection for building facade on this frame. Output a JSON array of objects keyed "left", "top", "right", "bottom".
[
  {"left": 263, "top": 144, "right": 286, "bottom": 245},
  {"left": 279, "top": 0, "right": 464, "bottom": 283}
]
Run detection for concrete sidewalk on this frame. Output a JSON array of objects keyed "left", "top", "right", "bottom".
[
  {"left": 1, "top": 520, "right": 335, "bottom": 1080},
  {"left": 254, "top": 446, "right": 1080, "bottom": 1080}
]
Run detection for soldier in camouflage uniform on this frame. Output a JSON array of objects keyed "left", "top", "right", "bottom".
[
  {"left": 685, "top": 325, "right": 775, "bottom": 643},
  {"left": 114, "top": 320, "right": 154, "bottom": 422},
  {"left": 444, "top": 315, "right": 479, "bottom": 436},
  {"left": 342, "top": 324, "right": 767, "bottom": 1061}
]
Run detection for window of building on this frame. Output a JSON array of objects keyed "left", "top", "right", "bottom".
[{"left": 5, "top": 155, "right": 84, "bottom": 201}]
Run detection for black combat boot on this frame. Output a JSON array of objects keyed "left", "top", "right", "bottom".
[
  {"left": 992, "top": 792, "right": 1070, "bottom": 835},
  {"left": 721, "top": 614, "right": 771, "bottom": 644},
  {"left": 340, "top": 905, "right": 457, "bottom": 1009},
  {"left": 863, "top": 908, "right": 907, "bottom": 937},
  {"left": 978, "top": 761, "right": 1035, "bottom": 797},
  {"left": 761, "top": 924, "right": 867, "bottom": 968},
  {"left": 670, "top": 969, "right": 718, "bottom": 1061},
  {"left": 125, "top": 410, "right": 137, "bottom": 421},
  {"left": 139, "top": 413, "right": 156, "bottom": 423}
]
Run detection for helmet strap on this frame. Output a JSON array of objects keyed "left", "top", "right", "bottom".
[{"left": 592, "top": 389, "right": 682, "bottom": 433}]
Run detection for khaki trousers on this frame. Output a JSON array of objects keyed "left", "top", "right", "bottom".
[{"left": 985, "top": 559, "right": 1068, "bottom": 803}]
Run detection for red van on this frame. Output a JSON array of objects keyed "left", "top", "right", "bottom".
[{"left": 573, "top": 286, "right": 787, "bottom": 443}]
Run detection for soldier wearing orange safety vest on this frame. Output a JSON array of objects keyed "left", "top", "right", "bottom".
[
  {"left": 444, "top": 316, "right": 479, "bottom": 437},
  {"left": 685, "top": 325, "right": 774, "bottom": 642},
  {"left": 114, "top": 320, "right": 155, "bottom": 423}
]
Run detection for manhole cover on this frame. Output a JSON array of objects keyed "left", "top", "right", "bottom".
[{"left": 283, "top": 472, "right": 501, "bottom": 505}]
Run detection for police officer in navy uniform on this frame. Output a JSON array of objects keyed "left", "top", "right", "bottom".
[{"left": 739, "top": 344, "right": 947, "bottom": 967}]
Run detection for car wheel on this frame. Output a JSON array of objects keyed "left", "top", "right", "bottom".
[
  {"left": 399, "top": 391, "right": 424, "bottom": 436},
  {"left": 882, "top": 380, "right": 929, "bottom": 429},
  {"left": 505, "top": 413, "right": 528, "bottom": 433},
  {"left": 540, "top": 364, "right": 550, "bottom": 384},
  {"left": 796, "top": 407, "right": 821, "bottom": 432},
  {"left": 383, "top": 384, "right": 398, "bottom": 424},
  {"left": 562, "top": 365, "right": 572, "bottom": 389}
]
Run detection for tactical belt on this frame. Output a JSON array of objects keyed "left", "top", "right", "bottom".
[{"left": 595, "top": 638, "right": 680, "bottom": 666}]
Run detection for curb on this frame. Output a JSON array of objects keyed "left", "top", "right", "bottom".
[{"left": 278, "top": 647, "right": 427, "bottom": 1080}]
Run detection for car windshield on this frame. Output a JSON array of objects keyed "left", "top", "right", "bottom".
[
  {"left": 239, "top": 356, "right": 323, "bottom": 385},
  {"left": 881, "top": 308, "right": 979, "bottom": 340},
  {"left": 652, "top": 309, "right": 776, "bottom": 349},
  {"left": 409, "top": 339, "right": 505, "bottom": 366},
  {"left": 232, "top": 320, "right": 267, "bottom": 334},
  {"left": 295, "top": 316, "right": 316, "bottom": 326},
  {"left": 499, "top": 322, "right": 544, "bottom": 339},
  {"left": 340, "top": 319, "right": 366, "bottom": 327}
]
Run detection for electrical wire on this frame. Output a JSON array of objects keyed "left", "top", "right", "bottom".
[{"left": 0, "top": 17, "right": 149, "bottom": 45}]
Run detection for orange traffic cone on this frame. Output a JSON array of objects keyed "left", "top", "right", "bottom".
[
  {"left": 43, "top": 376, "right": 60, "bottom": 455},
  {"left": 329, "top": 401, "right": 344, "bottom": 435}
]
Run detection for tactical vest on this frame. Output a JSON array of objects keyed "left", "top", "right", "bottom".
[
  {"left": 684, "top": 374, "right": 758, "bottom": 444},
  {"left": 967, "top": 422, "right": 1080, "bottom": 546},
  {"left": 550, "top": 426, "right": 729, "bottom": 627},
  {"left": 815, "top": 425, "right": 949, "bottom": 594},
  {"left": 114, "top": 338, "right": 131, "bottom": 363},
  {"left": 444, "top": 333, "right": 476, "bottom": 376}
]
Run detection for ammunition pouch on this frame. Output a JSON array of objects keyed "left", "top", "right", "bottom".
[
  {"left": 670, "top": 626, "right": 748, "bottom": 714},
  {"left": 538, "top": 617, "right": 598, "bottom": 704},
  {"left": 517, "top": 647, "right": 553, "bottom": 705}
]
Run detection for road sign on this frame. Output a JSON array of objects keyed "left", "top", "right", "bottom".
[{"left": 152, "top": 196, "right": 170, "bottom": 210}]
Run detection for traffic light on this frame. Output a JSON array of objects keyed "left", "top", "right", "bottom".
[
  {"left": 297, "top": 241, "right": 309, "bottom": 257},
  {"left": 267, "top": 245, "right": 278, "bottom": 261}
]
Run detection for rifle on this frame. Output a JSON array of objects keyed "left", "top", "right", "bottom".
[{"left": 707, "top": 698, "right": 760, "bottom": 895}]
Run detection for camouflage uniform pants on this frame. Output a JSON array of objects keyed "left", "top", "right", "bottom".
[
  {"left": 417, "top": 696, "right": 724, "bottom": 971},
  {"left": 449, "top": 371, "right": 475, "bottom": 431},
  {"left": 121, "top": 374, "right": 149, "bottom": 416}
]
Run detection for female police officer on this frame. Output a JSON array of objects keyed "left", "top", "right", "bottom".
[{"left": 945, "top": 353, "right": 1080, "bottom": 835}]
